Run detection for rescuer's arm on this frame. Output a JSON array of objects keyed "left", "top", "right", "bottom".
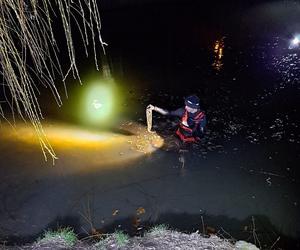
[
  {"left": 147, "top": 105, "right": 184, "bottom": 117},
  {"left": 168, "top": 108, "right": 185, "bottom": 117},
  {"left": 147, "top": 104, "right": 168, "bottom": 115}
]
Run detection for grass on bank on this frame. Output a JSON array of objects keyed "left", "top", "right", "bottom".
[
  {"left": 112, "top": 230, "right": 129, "bottom": 247},
  {"left": 95, "top": 230, "right": 129, "bottom": 249},
  {"left": 147, "top": 224, "right": 169, "bottom": 235},
  {"left": 25, "top": 225, "right": 259, "bottom": 250},
  {"left": 36, "top": 227, "right": 77, "bottom": 248}
]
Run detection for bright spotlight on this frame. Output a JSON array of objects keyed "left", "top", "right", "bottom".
[
  {"left": 81, "top": 82, "right": 115, "bottom": 125},
  {"left": 92, "top": 99, "right": 103, "bottom": 110}
]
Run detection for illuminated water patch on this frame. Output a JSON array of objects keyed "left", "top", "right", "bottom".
[{"left": 0, "top": 121, "right": 164, "bottom": 171}]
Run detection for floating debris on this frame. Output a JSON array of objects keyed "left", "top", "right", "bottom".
[
  {"left": 112, "top": 210, "right": 119, "bottom": 216},
  {"left": 266, "top": 177, "right": 272, "bottom": 186},
  {"left": 136, "top": 207, "right": 146, "bottom": 216}
]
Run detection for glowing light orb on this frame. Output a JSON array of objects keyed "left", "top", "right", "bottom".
[
  {"left": 92, "top": 99, "right": 103, "bottom": 110},
  {"left": 81, "top": 82, "right": 115, "bottom": 125}
]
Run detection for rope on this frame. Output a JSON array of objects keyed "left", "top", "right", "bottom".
[{"left": 146, "top": 107, "right": 153, "bottom": 132}]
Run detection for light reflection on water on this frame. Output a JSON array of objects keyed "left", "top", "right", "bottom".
[
  {"left": 268, "top": 37, "right": 300, "bottom": 87},
  {"left": 212, "top": 37, "right": 225, "bottom": 71},
  {"left": 272, "top": 52, "right": 300, "bottom": 86},
  {"left": 0, "top": 121, "right": 164, "bottom": 172}
]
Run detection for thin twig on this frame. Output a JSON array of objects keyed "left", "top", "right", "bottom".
[
  {"left": 251, "top": 216, "right": 261, "bottom": 249},
  {"left": 220, "top": 227, "right": 235, "bottom": 241},
  {"left": 201, "top": 215, "right": 205, "bottom": 235},
  {"left": 270, "top": 236, "right": 280, "bottom": 249}
]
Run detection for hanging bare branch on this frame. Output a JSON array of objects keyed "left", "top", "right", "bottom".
[{"left": 0, "top": 0, "right": 107, "bottom": 163}]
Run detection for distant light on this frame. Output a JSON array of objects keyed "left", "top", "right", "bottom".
[
  {"left": 292, "top": 37, "right": 299, "bottom": 45},
  {"left": 289, "top": 35, "right": 300, "bottom": 49}
]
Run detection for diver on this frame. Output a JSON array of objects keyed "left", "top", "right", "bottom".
[{"left": 147, "top": 95, "right": 206, "bottom": 143}]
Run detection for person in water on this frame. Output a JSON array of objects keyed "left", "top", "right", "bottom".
[{"left": 147, "top": 95, "right": 206, "bottom": 143}]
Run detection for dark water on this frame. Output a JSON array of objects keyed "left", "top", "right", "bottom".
[{"left": 1, "top": 1, "right": 300, "bottom": 249}]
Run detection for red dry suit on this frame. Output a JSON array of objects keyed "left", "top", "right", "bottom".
[{"left": 168, "top": 108, "right": 206, "bottom": 143}]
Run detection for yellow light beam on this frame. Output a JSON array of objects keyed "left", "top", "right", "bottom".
[{"left": 0, "top": 121, "right": 164, "bottom": 173}]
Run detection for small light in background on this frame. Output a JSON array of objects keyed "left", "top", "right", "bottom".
[
  {"left": 292, "top": 37, "right": 299, "bottom": 46},
  {"left": 289, "top": 35, "right": 300, "bottom": 49}
]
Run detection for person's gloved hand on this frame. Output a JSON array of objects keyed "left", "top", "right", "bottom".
[
  {"left": 181, "top": 120, "right": 189, "bottom": 127},
  {"left": 147, "top": 104, "right": 155, "bottom": 111},
  {"left": 147, "top": 105, "right": 168, "bottom": 115}
]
